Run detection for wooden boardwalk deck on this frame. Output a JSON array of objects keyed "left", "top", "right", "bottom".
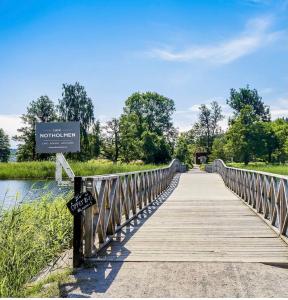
[{"left": 94, "top": 168, "right": 288, "bottom": 263}]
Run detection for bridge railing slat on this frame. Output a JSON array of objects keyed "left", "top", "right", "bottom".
[{"left": 207, "top": 159, "right": 288, "bottom": 243}]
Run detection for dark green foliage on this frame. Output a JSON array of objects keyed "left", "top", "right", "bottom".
[
  {"left": 58, "top": 82, "right": 94, "bottom": 161},
  {"left": 215, "top": 105, "right": 288, "bottom": 164},
  {"left": 191, "top": 101, "right": 224, "bottom": 155},
  {"left": 119, "top": 113, "right": 142, "bottom": 162},
  {"left": 89, "top": 121, "right": 101, "bottom": 158},
  {"left": 175, "top": 133, "right": 193, "bottom": 166},
  {"left": 119, "top": 91, "right": 176, "bottom": 163},
  {"left": 123, "top": 91, "right": 175, "bottom": 137},
  {"left": 0, "top": 129, "right": 10, "bottom": 162},
  {"left": 13, "top": 96, "right": 57, "bottom": 161},
  {"left": 210, "top": 134, "right": 228, "bottom": 162},
  {"left": 227, "top": 85, "right": 270, "bottom": 122},
  {"left": 102, "top": 118, "right": 121, "bottom": 162},
  {"left": 141, "top": 131, "right": 171, "bottom": 164}
]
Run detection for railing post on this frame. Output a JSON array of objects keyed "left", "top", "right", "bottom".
[{"left": 73, "top": 176, "right": 84, "bottom": 268}]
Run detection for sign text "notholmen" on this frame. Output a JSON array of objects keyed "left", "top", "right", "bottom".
[{"left": 40, "top": 133, "right": 76, "bottom": 138}]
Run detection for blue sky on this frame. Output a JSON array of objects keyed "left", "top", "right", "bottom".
[{"left": 0, "top": 0, "right": 287, "bottom": 146}]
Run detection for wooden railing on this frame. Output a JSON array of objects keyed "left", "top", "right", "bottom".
[
  {"left": 207, "top": 159, "right": 288, "bottom": 243},
  {"left": 73, "top": 159, "right": 186, "bottom": 266}
]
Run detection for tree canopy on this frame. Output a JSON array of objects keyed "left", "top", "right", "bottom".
[
  {"left": 227, "top": 85, "right": 270, "bottom": 122},
  {"left": 13, "top": 96, "right": 57, "bottom": 161},
  {"left": 0, "top": 129, "right": 10, "bottom": 162}
]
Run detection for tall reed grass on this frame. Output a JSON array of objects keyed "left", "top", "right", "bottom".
[
  {"left": 0, "top": 159, "right": 165, "bottom": 179},
  {"left": 0, "top": 194, "right": 73, "bottom": 297}
]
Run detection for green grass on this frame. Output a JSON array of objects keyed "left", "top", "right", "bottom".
[
  {"left": 0, "top": 159, "right": 166, "bottom": 179},
  {"left": 0, "top": 194, "right": 73, "bottom": 297},
  {"left": 227, "top": 162, "right": 288, "bottom": 176},
  {"left": 23, "top": 268, "right": 74, "bottom": 298}
]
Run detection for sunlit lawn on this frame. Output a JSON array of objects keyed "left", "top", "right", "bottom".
[
  {"left": 0, "top": 159, "right": 166, "bottom": 179},
  {"left": 228, "top": 162, "right": 288, "bottom": 176}
]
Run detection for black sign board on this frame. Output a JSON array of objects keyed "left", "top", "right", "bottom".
[
  {"left": 66, "top": 191, "right": 96, "bottom": 215},
  {"left": 36, "top": 122, "right": 80, "bottom": 153}
]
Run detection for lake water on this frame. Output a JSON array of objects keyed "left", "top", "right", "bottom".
[{"left": 0, "top": 180, "right": 72, "bottom": 210}]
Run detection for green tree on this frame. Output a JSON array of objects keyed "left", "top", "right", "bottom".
[
  {"left": 120, "top": 91, "right": 176, "bottom": 163},
  {"left": 141, "top": 131, "right": 171, "bottom": 164},
  {"left": 123, "top": 91, "right": 175, "bottom": 137},
  {"left": 0, "top": 129, "right": 10, "bottom": 162},
  {"left": 175, "top": 133, "right": 193, "bottom": 166},
  {"left": 210, "top": 134, "right": 229, "bottom": 162},
  {"left": 102, "top": 118, "right": 121, "bottom": 162},
  {"left": 227, "top": 85, "right": 270, "bottom": 122},
  {"left": 225, "top": 105, "right": 270, "bottom": 164},
  {"left": 14, "top": 96, "right": 57, "bottom": 161},
  {"left": 119, "top": 113, "right": 142, "bottom": 162},
  {"left": 193, "top": 101, "right": 224, "bottom": 154},
  {"left": 271, "top": 118, "right": 288, "bottom": 162},
  {"left": 58, "top": 82, "right": 94, "bottom": 160},
  {"left": 89, "top": 120, "right": 101, "bottom": 158}
]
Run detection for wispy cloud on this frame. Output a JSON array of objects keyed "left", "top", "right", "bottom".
[{"left": 147, "top": 16, "right": 284, "bottom": 64}]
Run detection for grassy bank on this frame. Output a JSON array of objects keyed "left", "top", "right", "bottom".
[
  {"left": 0, "top": 159, "right": 166, "bottom": 179},
  {"left": 227, "top": 162, "right": 288, "bottom": 176},
  {"left": 0, "top": 194, "right": 73, "bottom": 297}
]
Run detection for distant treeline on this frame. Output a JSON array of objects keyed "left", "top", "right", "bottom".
[
  {"left": 0, "top": 83, "right": 287, "bottom": 165},
  {"left": 179, "top": 85, "right": 288, "bottom": 165}
]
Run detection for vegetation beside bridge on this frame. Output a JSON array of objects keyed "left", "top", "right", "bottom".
[
  {"left": 228, "top": 162, "right": 288, "bottom": 176},
  {"left": 0, "top": 159, "right": 165, "bottom": 180},
  {"left": 0, "top": 195, "right": 72, "bottom": 297}
]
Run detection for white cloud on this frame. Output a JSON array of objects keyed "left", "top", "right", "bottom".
[
  {"left": 148, "top": 16, "right": 284, "bottom": 64},
  {"left": 271, "top": 108, "right": 288, "bottom": 118},
  {"left": 174, "top": 100, "right": 232, "bottom": 133},
  {"left": 270, "top": 97, "right": 288, "bottom": 119},
  {"left": 0, "top": 115, "right": 23, "bottom": 148}
]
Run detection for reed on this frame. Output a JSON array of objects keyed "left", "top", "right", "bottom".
[{"left": 0, "top": 194, "right": 73, "bottom": 297}]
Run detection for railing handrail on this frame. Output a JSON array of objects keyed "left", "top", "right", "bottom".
[
  {"left": 214, "top": 159, "right": 288, "bottom": 180},
  {"left": 82, "top": 158, "right": 182, "bottom": 180}
]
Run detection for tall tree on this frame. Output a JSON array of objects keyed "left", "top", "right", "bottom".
[
  {"left": 175, "top": 133, "right": 193, "bottom": 166},
  {"left": 271, "top": 118, "right": 288, "bottom": 163},
  {"left": 227, "top": 85, "right": 270, "bottom": 122},
  {"left": 120, "top": 91, "right": 175, "bottom": 163},
  {"left": 0, "top": 129, "right": 10, "bottom": 162},
  {"left": 119, "top": 113, "right": 142, "bottom": 162},
  {"left": 58, "top": 82, "right": 94, "bottom": 160},
  {"left": 102, "top": 118, "right": 121, "bottom": 162},
  {"left": 225, "top": 105, "right": 268, "bottom": 164},
  {"left": 194, "top": 101, "right": 224, "bottom": 154},
  {"left": 89, "top": 120, "right": 102, "bottom": 159},
  {"left": 14, "top": 96, "right": 56, "bottom": 161},
  {"left": 123, "top": 92, "right": 175, "bottom": 136}
]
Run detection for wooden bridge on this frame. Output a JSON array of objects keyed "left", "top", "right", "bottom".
[{"left": 66, "top": 160, "right": 288, "bottom": 297}]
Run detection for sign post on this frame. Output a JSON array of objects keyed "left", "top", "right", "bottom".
[
  {"left": 35, "top": 121, "right": 80, "bottom": 185},
  {"left": 36, "top": 121, "right": 84, "bottom": 267}
]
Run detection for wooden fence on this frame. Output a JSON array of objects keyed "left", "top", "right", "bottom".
[
  {"left": 73, "top": 159, "right": 186, "bottom": 267},
  {"left": 207, "top": 159, "right": 288, "bottom": 243}
]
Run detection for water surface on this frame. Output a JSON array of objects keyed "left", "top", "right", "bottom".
[{"left": 0, "top": 180, "right": 72, "bottom": 210}]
